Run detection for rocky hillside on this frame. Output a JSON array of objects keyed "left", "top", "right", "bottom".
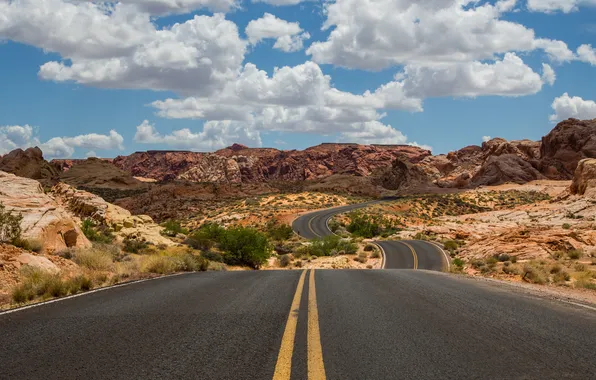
[
  {"left": 110, "top": 143, "right": 432, "bottom": 183},
  {"left": 0, "top": 147, "right": 60, "bottom": 187}
]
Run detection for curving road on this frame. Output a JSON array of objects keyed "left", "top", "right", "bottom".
[{"left": 292, "top": 202, "right": 449, "bottom": 270}]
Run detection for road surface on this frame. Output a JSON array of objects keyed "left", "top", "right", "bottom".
[
  {"left": 292, "top": 202, "right": 448, "bottom": 270},
  {"left": 1, "top": 270, "right": 595, "bottom": 379}
]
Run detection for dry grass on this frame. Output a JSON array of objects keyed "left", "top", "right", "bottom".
[{"left": 72, "top": 246, "right": 115, "bottom": 271}]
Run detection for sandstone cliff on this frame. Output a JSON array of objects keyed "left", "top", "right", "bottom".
[
  {"left": 570, "top": 158, "right": 596, "bottom": 197},
  {"left": 0, "top": 171, "right": 91, "bottom": 252}
]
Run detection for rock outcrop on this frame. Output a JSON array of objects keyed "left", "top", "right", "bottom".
[
  {"left": 51, "top": 183, "right": 174, "bottom": 246},
  {"left": 55, "top": 157, "right": 147, "bottom": 190},
  {"left": 0, "top": 171, "right": 91, "bottom": 252},
  {"left": 112, "top": 144, "right": 432, "bottom": 183},
  {"left": 570, "top": 158, "right": 596, "bottom": 197},
  {"left": 372, "top": 157, "right": 434, "bottom": 191},
  {"left": 540, "top": 118, "right": 596, "bottom": 179},
  {"left": 0, "top": 147, "right": 60, "bottom": 186},
  {"left": 470, "top": 154, "right": 544, "bottom": 187}
]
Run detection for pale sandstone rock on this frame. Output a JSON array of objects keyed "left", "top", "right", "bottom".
[
  {"left": 16, "top": 253, "right": 59, "bottom": 273},
  {"left": 51, "top": 183, "right": 174, "bottom": 246},
  {"left": 0, "top": 171, "right": 91, "bottom": 252},
  {"left": 570, "top": 158, "right": 596, "bottom": 197}
]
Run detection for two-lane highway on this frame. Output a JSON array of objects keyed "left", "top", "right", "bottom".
[
  {"left": 1, "top": 270, "right": 595, "bottom": 379},
  {"left": 292, "top": 202, "right": 449, "bottom": 270}
]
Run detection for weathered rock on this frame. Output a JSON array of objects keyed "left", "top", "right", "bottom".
[
  {"left": 16, "top": 253, "right": 59, "bottom": 273},
  {"left": 112, "top": 144, "right": 432, "bottom": 183},
  {"left": 540, "top": 118, "right": 596, "bottom": 179},
  {"left": 570, "top": 158, "right": 596, "bottom": 197},
  {"left": 470, "top": 154, "right": 544, "bottom": 187},
  {"left": 0, "top": 147, "right": 60, "bottom": 186},
  {"left": 372, "top": 157, "right": 433, "bottom": 191},
  {"left": 53, "top": 157, "right": 147, "bottom": 190},
  {"left": 0, "top": 171, "right": 91, "bottom": 252},
  {"left": 51, "top": 183, "right": 175, "bottom": 246}
]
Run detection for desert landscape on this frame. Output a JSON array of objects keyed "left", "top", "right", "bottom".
[{"left": 0, "top": 118, "right": 594, "bottom": 308}]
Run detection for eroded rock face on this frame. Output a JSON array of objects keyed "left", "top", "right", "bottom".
[
  {"left": 372, "top": 157, "right": 433, "bottom": 191},
  {"left": 112, "top": 144, "right": 432, "bottom": 183},
  {"left": 470, "top": 154, "right": 544, "bottom": 187},
  {"left": 540, "top": 118, "right": 596, "bottom": 179},
  {"left": 0, "top": 147, "right": 60, "bottom": 186},
  {"left": 0, "top": 171, "right": 91, "bottom": 252},
  {"left": 51, "top": 183, "right": 174, "bottom": 246},
  {"left": 570, "top": 158, "right": 596, "bottom": 197}
]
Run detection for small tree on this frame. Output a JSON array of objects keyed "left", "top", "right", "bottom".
[
  {"left": 266, "top": 221, "right": 294, "bottom": 242},
  {"left": 219, "top": 227, "right": 271, "bottom": 269},
  {"left": 0, "top": 202, "right": 23, "bottom": 244}
]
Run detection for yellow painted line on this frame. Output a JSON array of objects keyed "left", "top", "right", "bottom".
[
  {"left": 273, "top": 270, "right": 307, "bottom": 380},
  {"left": 397, "top": 241, "right": 418, "bottom": 269},
  {"left": 308, "top": 269, "right": 327, "bottom": 380}
]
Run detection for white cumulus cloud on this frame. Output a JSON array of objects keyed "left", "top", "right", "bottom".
[
  {"left": 134, "top": 120, "right": 262, "bottom": 151},
  {"left": 246, "top": 13, "right": 310, "bottom": 52},
  {"left": 577, "top": 44, "right": 596, "bottom": 65},
  {"left": 0, "top": 125, "right": 124, "bottom": 158},
  {"left": 527, "top": 0, "right": 596, "bottom": 13},
  {"left": 550, "top": 93, "right": 596, "bottom": 122},
  {"left": 306, "top": 0, "right": 569, "bottom": 70}
]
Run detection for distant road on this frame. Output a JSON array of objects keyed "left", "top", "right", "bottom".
[
  {"left": 292, "top": 202, "right": 448, "bottom": 270},
  {"left": 1, "top": 270, "right": 595, "bottom": 379}
]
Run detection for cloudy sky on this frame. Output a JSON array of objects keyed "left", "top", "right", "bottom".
[{"left": 0, "top": 0, "right": 595, "bottom": 158}]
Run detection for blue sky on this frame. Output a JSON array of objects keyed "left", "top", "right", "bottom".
[{"left": 0, "top": 0, "right": 595, "bottom": 158}]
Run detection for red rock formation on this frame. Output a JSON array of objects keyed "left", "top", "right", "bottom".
[
  {"left": 112, "top": 144, "right": 432, "bottom": 183},
  {"left": 0, "top": 147, "right": 60, "bottom": 186},
  {"left": 540, "top": 118, "right": 596, "bottom": 179}
]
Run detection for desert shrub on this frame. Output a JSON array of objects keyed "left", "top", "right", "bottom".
[
  {"left": 161, "top": 220, "right": 188, "bottom": 237},
  {"left": 510, "top": 255, "right": 518, "bottom": 264},
  {"left": 562, "top": 223, "right": 571, "bottom": 230},
  {"left": 279, "top": 254, "right": 291, "bottom": 268},
  {"left": 574, "top": 263, "right": 587, "bottom": 271},
  {"left": 0, "top": 202, "right": 22, "bottom": 244},
  {"left": 327, "top": 219, "right": 341, "bottom": 233},
  {"left": 185, "top": 223, "right": 225, "bottom": 250},
  {"left": 552, "top": 270, "right": 570, "bottom": 283},
  {"left": 496, "top": 253, "right": 511, "bottom": 262},
  {"left": 443, "top": 240, "right": 459, "bottom": 252},
  {"left": 142, "top": 255, "right": 177, "bottom": 274},
  {"left": 179, "top": 254, "right": 209, "bottom": 272},
  {"left": 567, "top": 249, "right": 583, "bottom": 260},
  {"left": 122, "top": 237, "right": 149, "bottom": 254},
  {"left": 522, "top": 264, "right": 547, "bottom": 284},
  {"left": 202, "top": 250, "right": 224, "bottom": 262},
  {"left": 81, "top": 219, "right": 114, "bottom": 244},
  {"left": 502, "top": 264, "right": 520, "bottom": 275},
  {"left": 11, "top": 267, "right": 75, "bottom": 303},
  {"left": 294, "top": 260, "right": 303, "bottom": 268},
  {"left": 364, "top": 244, "right": 374, "bottom": 252},
  {"left": 346, "top": 212, "right": 381, "bottom": 238},
  {"left": 219, "top": 227, "right": 271, "bottom": 269},
  {"left": 12, "top": 238, "right": 44, "bottom": 253},
  {"left": 72, "top": 246, "right": 114, "bottom": 271},
  {"left": 452, "top": 258, "right": 465, "bottom": 268},
  {"left": 303, "top": 235, "right": 358, "bottom": 257},
  {"left": 266, "top": 221, "right": 294, "bottom": 242},
  {"left": 354, "top": 252, "right": 368, "bottom": 264},
  {"left": 550, "top": 264, "right": 563, "bottom": 274},
  {"left": 370, "top": 249, "right": 380, "bottom": 259}
]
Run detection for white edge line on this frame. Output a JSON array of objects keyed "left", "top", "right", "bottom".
[
  {"left": 426, "top": 240, "right": 451, "bottom": 272},
  {"left": 0, "top": 272, "right": 187, "bottom": 317},
  {"left": 560, "top": 300, "right": 596, "bottom": 312},
  {"left": 371, "top": 242, "right": 386, "bottom": 269}
]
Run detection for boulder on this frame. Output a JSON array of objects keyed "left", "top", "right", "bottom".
[
  {"left": 470, "top": 154, "right": 544, "bottom": 187},
  {"left": 0, "top": 171, "right": 91, "bottom": 252},
  {"left": 16, "top": 253, "right": 59, "bottom": 273},
  {"left": 570, "top": 158, "right": 596, "bottom": 197}
]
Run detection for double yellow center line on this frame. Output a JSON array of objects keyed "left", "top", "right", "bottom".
[
  {"left": 273, "top": 270, "right": 326, "bottom": 380},
  {"left": 397, "top": 241, "right": 418, "bottom": 269}
]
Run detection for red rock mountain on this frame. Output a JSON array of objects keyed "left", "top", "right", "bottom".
[{"left": 111, "top": 143, "right": 432, "bottom": 183}]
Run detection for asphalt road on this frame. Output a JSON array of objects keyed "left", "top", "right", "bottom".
[
  {"left": 292, "top": 202, "right": 448, "bottom": 270},
  {"left": 1, "top": 270, "right": 595, "bottom": 379}
]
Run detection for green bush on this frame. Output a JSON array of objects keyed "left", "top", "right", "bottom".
[
  {"left": 300, "top": 235, "right": 358, "bottom": 257},
  {"left": 202, "top": 250, "right": 224, "bottom": 262},
  {"left": 567, "top": 249, "right": 583, "bottom": 260},
  {"left": 0, "top": 202, "right": 23, "bottom": 244},
  {"left": 179, "top": 254, "right": 209, "bottom": 272},
  {"left": 219, "top": 227, "right": 271, "bottom": 269},
  {"left": 161, "top": 220, "right": 188, "bottom": 237},
  {"left": 452, "top": 258, "right": 465, "bottom": 268},
  {"left": 81, "top": 219, "right": 114, "bottom": 244},
  {"left": 266, "top": 221, "right": 294, "bottom": 242},
  {"left": 443, "top": 240, "right": 459, "bottom": 252},
  {"left": 122, "top": 237, "right": 149, "bottom": 254},
  {"left": 185, "top": 223, "right": 225, "bottom": 250},
  {"left": 13, "top": 238, "right": 43, "bottom": 253},
  {"left": 562, "top": 223, "right": 571, "bottom": 230}
]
